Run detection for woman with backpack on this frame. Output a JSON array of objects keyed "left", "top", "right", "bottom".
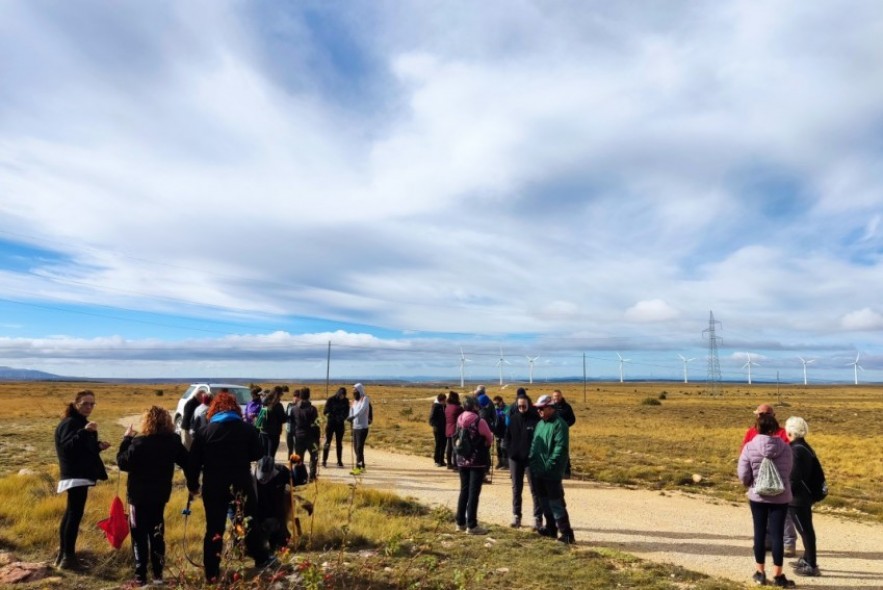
[
  {"left": 453, "top": 396, "right": 494, "bottom": 535},
  {"left": 785, "top": 416, "right": 823, "bottom": 578},
  {"left": 738, "top": 413, "right": 796, "bottom": 588},
  {"left": 444, "top": 391, "right": 463, "bottom": 469}
]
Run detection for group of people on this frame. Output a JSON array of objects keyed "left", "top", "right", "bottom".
[
  {"left": 53, "top": 383, "right": 373, "bottom": 586},
  {"left": 431, "top": 386, "right": 577, "bottom": 544},
  {"left": 738, "top": 403, "right": 825, "bottom": 587}
]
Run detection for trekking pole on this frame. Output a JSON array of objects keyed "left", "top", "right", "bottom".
[{"left": 181, "top": 494, "right": 202, "bottom": 568}]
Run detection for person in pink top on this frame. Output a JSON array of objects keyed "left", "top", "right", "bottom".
[
  {"left": 741, "top": 404, "right": 797, "bottom": 556},
  {"left": 453, "top": 396, "right": 494, "bottom": 535}
]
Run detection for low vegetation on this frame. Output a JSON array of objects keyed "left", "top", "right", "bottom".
[{"left": 0, "top": 379, "right": 879, "bottom": 588}]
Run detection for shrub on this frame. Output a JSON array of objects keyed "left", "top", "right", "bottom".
[
  {"left": 658, "top": 391, "right": 667, "bottom": 400},
  {"left": 641, "top": 397, "right": 661, "bottom": 406},
  {"left": 154, "top": 389, "right": 164, "bottom": 397}
]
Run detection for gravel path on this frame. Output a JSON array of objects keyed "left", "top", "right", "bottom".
[{"left": 296, "top": 443, "right": 883, "bottom": 589}]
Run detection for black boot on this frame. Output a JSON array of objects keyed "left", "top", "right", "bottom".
[
  {"left": 555, "top": 516, "right": 576, "bottom": 544},
  {"left": 322, "top": 444, "right": 330, "bottom": 468},
  {"left": 536, "top": 525, "right": 558, "bottom": 538},
  {"left": 58, "top": 554, "right": 83, "bottom": 571}
]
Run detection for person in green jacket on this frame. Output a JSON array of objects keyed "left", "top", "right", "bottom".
[{"left": 528, "top": 395, "right": 575, "bottom": 544}]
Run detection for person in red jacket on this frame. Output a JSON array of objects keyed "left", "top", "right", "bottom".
[
  {"left": 444, "top": 391, "right": 464, "bottom": 469},
  {"left": 740, "top": 404, "right": 797, "bottom": 557}
]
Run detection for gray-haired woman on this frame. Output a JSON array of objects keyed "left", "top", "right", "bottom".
[{"left": 785, "top": 416, "right": 822, "bottom": 577}]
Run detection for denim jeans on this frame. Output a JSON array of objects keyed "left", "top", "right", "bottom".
[{"left": 456, "top": 468, "right": 485, "bottom": 529}]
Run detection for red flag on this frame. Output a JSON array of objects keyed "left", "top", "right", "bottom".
[{"left": 96, "top": 496, "right": 129, "bottom": 549}]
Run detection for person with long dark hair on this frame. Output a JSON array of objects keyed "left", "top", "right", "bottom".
[
  {"left": 117, "top": 406, "right": 188, "bottom": 586},
  {"left": 186, "top": 392, "right": 273, "bottom": 582},
  {"left": 54, "top": 390, "right": 109, "bottom": 570}
]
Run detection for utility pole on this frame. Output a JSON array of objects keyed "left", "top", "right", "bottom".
[
  {"left": 582, "top": 352, "right": 587, "bottom": 403},
  {"left": 325, "top": 340, "right": 331, "bottom": 396},
  {"left": 702, "top": 311, "right": 723, "bottom": 396}
]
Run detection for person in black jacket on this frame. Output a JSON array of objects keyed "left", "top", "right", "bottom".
[
  {"left": 428, "top": 393, "right": 447, "bottom": 467},
  {"left": 285, "top": 388, "right": 302, "bottom": 460},
  {"left": 54, "top": 390, "right": 110, "bottom": 570},
  {"left": 117, "top": 406, "right": 188, "bottom": 586},
  {"left": 179, "top": 388, "right": 206, "bottom": 450},
  {"left": 293, "top": 388, "right": 320, "bottom": 480},
  {"left": 258, "top": 387, "right": 286, "bottom": 458},
  {"left": 186, "top": 393, "right": 272, "bottom": 582},
  {"left": 322, "top": 387, "right": 349, "bottom": 468},
  {"left": 785, "top": 416, "right": 822, "bottom": 577},
  {"left": 505, "top": 394, "right": 542, "bottom": 529},
  {"left": 551, "top": 390, "right": 575, "bottom": 478}
]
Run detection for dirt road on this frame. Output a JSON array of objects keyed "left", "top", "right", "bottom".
[{"left": 295, "top": 443, "right": 883, "bottom": 589}]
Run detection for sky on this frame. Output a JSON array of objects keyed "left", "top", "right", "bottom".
[{"left": 1, "top": 1, "right": 882, "bottom": 384}]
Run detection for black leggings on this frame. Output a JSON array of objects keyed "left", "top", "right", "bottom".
[
  {"left": 323, "top": 421, "right": 345, "bottom": 464},
  {"left": 750, "top": 501, "right": 789, "bottom": 566},
  {"left": 789, "top": 504, "right": 817, "bottom": 567},
  {"left": 59, "top": 486, "right": 89, "bottom": 557},
  {"left": 130, "top": 502, "right": 166, "bottom": 581}
]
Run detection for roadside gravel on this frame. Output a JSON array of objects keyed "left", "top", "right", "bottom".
[{"left": 303, "top": 444, "right": 883, "bottom": 589}]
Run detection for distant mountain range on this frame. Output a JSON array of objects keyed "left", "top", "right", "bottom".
[{"left": 0, "top": 366, "right": 69, "bottom": 380}]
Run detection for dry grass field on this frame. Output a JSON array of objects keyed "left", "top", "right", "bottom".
[{"left": 0, "top": 379, "right": 878, "bottom": 589}]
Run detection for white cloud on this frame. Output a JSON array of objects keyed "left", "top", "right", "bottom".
[
  {"left": 841, "top": 308, "right": 883, "bottom": 331},
  {"left": 624, "top": 299, "right": 679, "bottom": 322}
]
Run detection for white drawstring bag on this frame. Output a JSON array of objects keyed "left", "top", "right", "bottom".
[{"left": 754, "top": 457, "right": 785, "bottom": 496}]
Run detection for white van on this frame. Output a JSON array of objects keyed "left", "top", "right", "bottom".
[{"left": 173, "top": 383, "right": 252, "bottom": 431}]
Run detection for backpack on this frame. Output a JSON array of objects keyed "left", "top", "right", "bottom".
[
  {"left": 754, "top": 457, "right": 785, "bottom": 496},
  {"left": 453, "top": 420, "right": 482, "bottom": 465},
  {"left": 802, "top": 448, "right": 828, "bottom": 503},
  {"left": 254, "top": 406, "right": 268, "bottom": 432}
]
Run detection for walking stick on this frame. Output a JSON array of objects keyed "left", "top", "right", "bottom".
[{"left": 181, "top": 494, "right": 202, "bottom": 568}]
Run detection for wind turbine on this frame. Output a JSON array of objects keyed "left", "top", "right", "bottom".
[
  {"left": 458, "top": 347, "right": 472, "bottom": 388},
  {"left": 798, "top": 356, "right": 815, "bottom": 386},
  {"left": 526, "top": 355, "right": 540, "bottom": 384},
  {"left": 496, "top": 347, "right": 511, "bottom": 386},
  {"left": 616, "top": 353, "right": 630, "bottom": 383},
  {"left": 742, "top": 353, "right": 760, "bottom": 384},
  {"left": 677, "top": 354, "right": 696, "bottom": 383},
  {"left": 848, "top": 352, "right": 863, "bottom": 385}
]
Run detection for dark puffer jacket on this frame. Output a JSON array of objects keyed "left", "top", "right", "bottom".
[
  {"left": 186, "top": 414, "right": 263, "bottom": 499},
  {"left": 117, "top": 432, "right": 188, "bottom": 505},
  {"left": 55, "top": 412, "right": 108, "bottom": 482}
]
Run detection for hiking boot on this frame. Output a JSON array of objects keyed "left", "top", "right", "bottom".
[
  {"left": 58, "top": 555, "right": 84, "bottom": 571},
  {"left": 793, "top": 562, "right": 820, "bottom": 577},
  {"left": 537, "top": 526, "right": 558, "bottom": 538},
  {"left": 555, "top": 516, "right": 575, "bottom": 544},
  {"left": 751, "top": 571, "right": 767, "bottom": 585},
  {"left": 772, "top": 574, "right": 796, "bottom": 588},
  {"left": 534, "top": 517, "right": 544, "bottom": 531},
  {"left": 467, "top": 525, "right": 488, "bottom": 535},
  {"left": 321, "top": 462, "right": 327, "bottom": 468},
  {"left": 455, "top": 524, "right": 467, "bottom": 532},
  {"left": 337, "top": 462, "right": 345, "bottom": 468},
  {"left": 510, "top": 515, "right": 521, "bottom": 528},
  {"left": 790, "top": 557, "right": 809, "bottom": 569},
  {"left": 784, "top": 545, "right": 796, "bottom": 558},
  {"left": 557, "top": 530, "right": 576, "bottom": 544}
]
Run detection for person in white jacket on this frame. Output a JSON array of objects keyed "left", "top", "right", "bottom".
[{"left": 347, "top": 383, "right": 371, "bottom": 470}]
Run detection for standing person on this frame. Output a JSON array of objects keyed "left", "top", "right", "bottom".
[
  {"left": 179, "top": 388, "right": 205, "bottom": 450},
  {"left": 492, "top": 395, "right": 508, "bottom": 470},
  {"left": 348, "top": 383, "right": 371, "bottom": 470},
  {"left": 257, "top": 387, "right": 286, "bottom": 458},
  {"left": 190, "top": 393, "right": 213, "bottom": 435},
  {"left": 293, "top": 389, "right": 320, "bottom": 481},
  {"left": 444, "top": 391, "right": 463, "bottom": 470},
  {"left": 54, "top": 390, "right": 110, "bottom": 570},
  {"left": 454, "top": 396, "right": 494, "bottom": 535},
  {"left": 244, "top": 386, "right": 263, "bottom": 425},
  {"left": 117, "top": 406, "right": 188, "bottom": 586},
  {"left": 323, "top": 387, "right": 349, "bottom": 468},
  {"left": 186, "top": 392, "right": 273, "bottom": 583},
  {"left": 551, "top": 390, "right": 575, "bottom": 478},
  {"left": 285, "top": 389, "right": 302, "bottom": 460},
  {"left": 738, "top": 413, "right": 795, "bottom": 588},
  {"left": 429, "top": 393, "right": 448, "bottom": 467},
  {"left": 785, "top": 416, "right": 822, "bottom": 578},
  {"left": 529, "top": 395, "right": 576, "bottom": 544},
  {"left": 477, "top": 392, "right": 497, "bottom": 483},
  {"left": 505, "top": 394, "right": 542, "bottom": 529},
  {"left": 741, "top": 404, "right": 797, "bottom": 557}
]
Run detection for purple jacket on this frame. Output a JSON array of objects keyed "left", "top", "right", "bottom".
[{"left": 737, "top": 434, "right": 793, "bottom": 504}]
